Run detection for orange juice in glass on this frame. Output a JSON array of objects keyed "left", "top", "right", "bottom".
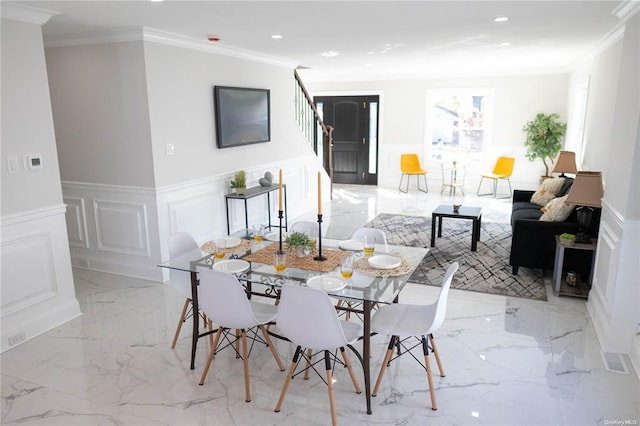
[
  {"left": 363, "top": 236, "right": 375, "bottom": 256},
  {"left": 214, "top": 239, "right": 226, "bottom": 259},
  {"left": 253, "top": 224, "right": 264, "bottom": 242},
  {"left": 274, "top": 251, "right": 286, "bottom": 272},
  {"left": 340, "top": 256, "right": 353, "bottom": 279}
]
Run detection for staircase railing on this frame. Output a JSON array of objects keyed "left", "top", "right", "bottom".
[{"left": 294, "top": 69, "right": 333, "bottom": 195}]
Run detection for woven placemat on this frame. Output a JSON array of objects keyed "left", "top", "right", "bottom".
[
  {"left": 201, "top": 239, "right": 253, "bottom": 257},
  {"left": 243, "top": 243, "right": 349, "bottom": 273},
  {"left": 354, "top": 256, "right": 413, "bottom": 277}
]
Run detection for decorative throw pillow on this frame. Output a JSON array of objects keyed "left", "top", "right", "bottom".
[
  {"left": 539, "top": 195, "right": 575, "bottom": 222},
  {"left": 531, "top": 177, "right": 565, "bottom": 206}
]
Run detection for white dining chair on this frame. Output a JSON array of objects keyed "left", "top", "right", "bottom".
[
  {"left": 371, "top": 262, "right": 459, "bottom": 411},
  {"left": 337, "top": 227, "right": 389, "bottom": 320},
  {"left": 274, "top": 284, "right": 362, "bottom": 426},
  {"left": 197, "top": 270, "right": 285, "bottom": 402},
  {"left": 168, "top": 232, "right": 212, "bottom": 349},
  {"left": 350, "top": 227, "right": 388, "bottom": 247}
]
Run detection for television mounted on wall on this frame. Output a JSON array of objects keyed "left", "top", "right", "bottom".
[{"left": 214, "top": 86, "right": 271, "bottom": 149}]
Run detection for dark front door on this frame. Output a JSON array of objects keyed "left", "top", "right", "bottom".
[{"left": 315, "top": 95, "right": 379, "bottom": 185}]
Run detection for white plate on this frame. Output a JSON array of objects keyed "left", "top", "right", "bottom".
[
  {"left": 306, "top": 276, "right": 347, "bottom": 292},
  {"left": 367, "top": 255, "right": 401, "bottom": 270},
  {"left": 223, "top": 236, "right": 241, "bottom": 248},
  {"left": 212, "top": 259, "right": 250, "bottom": 274},
  {"left": 265, "top": 231, "right": 282, "bottom": 242},
  {"left": 339, "top": 239, "right": 364, "bottom": 251}
]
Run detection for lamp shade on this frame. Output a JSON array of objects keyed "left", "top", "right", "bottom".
[
  {"left": 552, "top": 151, "right": 578, "bottom": 175},
  {"left": 565, "top": 171, "right": 604, "bottom": 207}
]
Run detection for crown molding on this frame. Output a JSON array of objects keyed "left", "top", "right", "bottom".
[
  {"left": 44, "top": 26, "right": 297, "bottom": 69},
  {"left": 1, "top": 2, "right": 59, "bottom": 25}
]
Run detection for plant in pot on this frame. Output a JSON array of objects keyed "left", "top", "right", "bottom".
[
  {"left": 285, "top": 231, "right": 314, "bottom": 257},
  {"left": 522, "top": 113, "right": 567, "bottom": 181},
  {"left": 230, "top": 170, "right": 247, "bottom": 195}
]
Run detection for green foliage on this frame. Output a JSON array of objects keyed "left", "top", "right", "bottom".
[
  {"left": 522, "top": 113, "right": 567, "bottom": 176},
  {"left": 230, "top": 170, "right": 246, "bottom": 188},
  {"left": 284, "top": 231, "right": 313, "bottom": 251}
]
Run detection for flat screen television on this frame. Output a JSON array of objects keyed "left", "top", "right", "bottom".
[{"left": 214, "top": 86, "right": 271, "bottom": 149}]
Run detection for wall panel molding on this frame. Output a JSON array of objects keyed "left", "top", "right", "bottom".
[
  {"left": 64, "top": 197, "right": 89, "bottom": 248},
  {"left": 1, "top": 207, "right": 80, "bottom": 352},
  {"left": 93, "top": 199, "right": 151, "bottom": 257}
]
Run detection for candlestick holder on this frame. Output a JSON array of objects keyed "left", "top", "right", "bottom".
[
  {"left": 313, "top": 214, "right": 327, "bottom": 261},
  {"left": 278, "top": 210, "right": 284, "bottom": 252}
]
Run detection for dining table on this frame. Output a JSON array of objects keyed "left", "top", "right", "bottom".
[{"left": 158, "top": 232, "right": 428, "bottom": 415}]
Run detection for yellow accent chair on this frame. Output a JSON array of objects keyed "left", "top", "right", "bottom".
[
  {"left": 399, "top": 153, "right": 428, "bottom": 193},
  {"left": 477, "top": 156, "right": 515, "bottom": 198}
]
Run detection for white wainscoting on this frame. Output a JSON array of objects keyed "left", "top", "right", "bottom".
[
  {"left": 62, "top": 182, "right": 162, "bottom": 281},
  {"left": 586, "top": 200, "right": 640, "bottom": 379},
  {"left": 62, "top": 156, "right": 324, "bottom": 283},
  {"left": 1, "top": 205, "right": 81, "bottom": 353}
]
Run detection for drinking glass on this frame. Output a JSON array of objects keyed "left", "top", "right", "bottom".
[
  {"left": 274, "top": 251, "right": 287, "bottom": 272},
  {"left": 340, "top": 256, "right": 354, "bottom": 280},
  {"left": 304, "top": 227, "right": 317, "bottom": 256},
  {"left": 363, "top": 235, "right": 375, "bottom": 256},
  {"left": 253, "top": 224, "right": 265, "bottom": 242},
  {"left": 214, "top": 239, "right": 226, "bottom": 259}
]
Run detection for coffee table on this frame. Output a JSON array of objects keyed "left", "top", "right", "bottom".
[{"left": 431, "top": 205, "right": 482, "bottom": 251}]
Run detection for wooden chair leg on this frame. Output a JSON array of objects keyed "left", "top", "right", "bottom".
[
  {"left": 324, "top": 351, "right": 338, "bottom": 426},
  {"left": 422, "top": 336, "right": 438, "bottom": 410},
  {"left": 372, "top": 336, "right": 396, "bottom": 397},
  {"left": 340, "top": 347, "right": 361, "bottom": 394},
  {"left": 303, "top": 348, "right": 314, "bottom": 380},
  {"left": 171, "top": 298, "right": 190, "bottom": 348},
  {"left": 429, "top": 334, "right": 445, "bottom": 377},
  {"left": 275, "top": 346, "right": 302, "bottom": 413},
  {"left": 241, "top": 331, "right": 251, "bottom": 402},
  {"left": 199, "top": 327, "right": 223, "bottom": 385},
  {"left": 207, "top": 318, "right": 214, "bottom": 350},
  {"left": 259, "top": 325, "right": 285, "bottom": 371}
]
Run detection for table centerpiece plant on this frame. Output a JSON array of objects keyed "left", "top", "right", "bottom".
[{"left": 285, "top": 231, "right": 314, "bottom": 257}]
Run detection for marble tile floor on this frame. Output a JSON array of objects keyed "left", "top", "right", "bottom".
[{"left": 2, "top": 184, "right": 639, "bottom": 425}]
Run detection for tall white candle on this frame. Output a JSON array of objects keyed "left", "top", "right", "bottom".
[
  {"left": 317, "top": 172, "right": 322, "bottom": 215},
  {"left": 278, "top": 169, "right": 283, "bottom": 211}
]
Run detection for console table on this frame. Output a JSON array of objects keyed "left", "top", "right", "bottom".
[{"left": 225, "top": 184, "right": 287, "bottom": 234}]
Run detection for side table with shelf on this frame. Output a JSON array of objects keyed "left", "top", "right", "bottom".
[
  {"left": 225, "top": 184, "right": 287, "bottom": 234},
  {"left": 552, "top": 235, "right": 597, "bottom": 299}
]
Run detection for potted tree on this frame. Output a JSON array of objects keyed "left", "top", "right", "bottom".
[
  {"left": 230, "top": 170, "right": 247, "bottom": 195},
  {"left": 522, "top": 113, "right": 567, "bottom": 179}
]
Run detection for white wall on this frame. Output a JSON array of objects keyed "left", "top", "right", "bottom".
[
  {"left": 143, "top": 41, "right": 313, "bottom": 187},
  {"left": 46, "top": 41, "right": 155, "bottom": 187},
  {"left": 1, "top": 14, "right": 81, "bottom": 352},
  {"left": 585, "top": 13, "right": 640, "bottom": 378},
  {"left": 306, "top": 74, "right": 569, "bottom": 192},
  {"left": 45, "top": 32, "right": 324, "bottom": 281}
]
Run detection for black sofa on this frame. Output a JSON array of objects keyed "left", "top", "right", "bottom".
[{"left": 509, "top": 178, "right": 600, "bottom": 274}]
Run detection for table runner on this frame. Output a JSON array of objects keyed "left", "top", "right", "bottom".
[{"left": 242, "top": 243, "right": 349, "bottom": 273}]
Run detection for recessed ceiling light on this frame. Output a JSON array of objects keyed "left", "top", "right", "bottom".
[
  {"left": 150, "top": 0, "right": 164, "bottom": 2},
  {"left": 494, "top": 16, "right": 509, "bottom": 22},
  {"left": 321, "top": 51, "right": 340, "bottom": 57},
  {"left": 500, "top": 42, "right": 510, "bottom": 47},
  {"left": 271, "top": 34, "right": 283, "bottom": 39}
]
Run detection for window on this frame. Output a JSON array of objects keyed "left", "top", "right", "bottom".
[{"left": 426, "top": 89, "right": 493, "bottom": 163}]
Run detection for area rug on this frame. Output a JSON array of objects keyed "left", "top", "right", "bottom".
[{"left": 365, "top": 213, "right": 547, "bottom": 301}]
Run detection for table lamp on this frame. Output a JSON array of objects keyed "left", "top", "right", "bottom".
[
  {"left": 552, "top": 151, "right": 578, "bottom": 177},
  {"left": 565, "top": 171, "right": 604, "bottom": 243}
]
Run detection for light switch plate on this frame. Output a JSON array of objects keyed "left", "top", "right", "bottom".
[
  {"left": 166, "top": 144, "right": 175, "bottom": 155},
  {"left": 7, "top": 156, "right": 20, "bottom": 174}
]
